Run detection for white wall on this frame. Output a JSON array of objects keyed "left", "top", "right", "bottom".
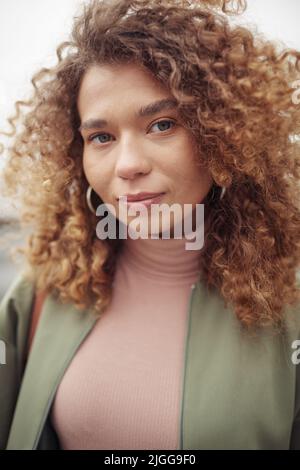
[
  {"left": 0, "top": 0, "right": 299, "bottom": 216},
  {"left": 231, "top": 0, "right": 300, "bottom": 50},
  {"left": 0, "top": 0, "right": 84, "bottom": 131}
]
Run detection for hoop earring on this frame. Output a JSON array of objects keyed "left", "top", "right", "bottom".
[
  {"left": 220, "top": 186, "right": 226, "bottom": 200},
  {"left": 86, "top": 185, "right": 97, "bottom": 214}
]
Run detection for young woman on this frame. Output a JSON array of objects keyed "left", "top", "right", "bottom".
[{"left": 0, "top": 0, "right": 300, "bottom": 450}]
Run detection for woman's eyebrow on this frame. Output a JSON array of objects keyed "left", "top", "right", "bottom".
[{"left": 78, "top": 97, "right": 178, "bottom": 132}]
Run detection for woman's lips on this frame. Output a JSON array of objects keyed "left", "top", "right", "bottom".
[{"left": 119, "top": 193, "right": 165, "bottom": 208}]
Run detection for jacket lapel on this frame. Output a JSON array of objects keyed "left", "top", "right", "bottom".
[{"left": 6, "top": 292, "right": 98, "bottom": 449}]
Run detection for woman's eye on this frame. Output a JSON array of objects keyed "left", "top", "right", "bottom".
[
  {"left": 89, "top": 133, "right": 112, "bottom": 144},
  {"left": 88, "top": 119, "right": 176, "bottom": 145},
  {"left": 150, "top": 119, "right": 176, "bottom": 133}
]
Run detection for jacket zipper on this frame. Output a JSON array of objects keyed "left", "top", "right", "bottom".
[{"left": 179, "top": 282, "right": 196, "bottom": 450}]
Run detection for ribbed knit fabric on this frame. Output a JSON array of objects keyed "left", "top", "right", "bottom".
[{"left": 50, "top": 231, "right": 202, "bottom": 450}]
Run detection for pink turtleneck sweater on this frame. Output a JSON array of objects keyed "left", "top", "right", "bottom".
[{"left": 50, "top": 233, "right": 202, "bottom": 450}]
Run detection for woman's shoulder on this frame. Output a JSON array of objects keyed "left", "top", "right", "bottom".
[
  {"left": 284, "top": 269, "right": 300, "bottom": 332},
  {"left": 0, "top": 270, "right": 36, "bottom": 323},
  {"left": 0, "top": 269, "right": 37, "bottom": 363},
  {"left": 1, "top": 270, "right": 35, "bottom": 308}
]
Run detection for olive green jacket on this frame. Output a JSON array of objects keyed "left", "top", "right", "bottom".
[{"left": 0, "top": 271, "right": 300, "bottom": 450}]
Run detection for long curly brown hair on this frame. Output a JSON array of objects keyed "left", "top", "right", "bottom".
[{"left": 1, "top": 0, "right": 300, "bottom": 332}]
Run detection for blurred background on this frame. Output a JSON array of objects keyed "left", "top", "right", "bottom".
[{"left": 0, "top": 0, "right": 300, "bottom": 299}]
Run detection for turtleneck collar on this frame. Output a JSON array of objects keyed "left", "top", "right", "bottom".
[{"left": 117, "top": 216, "right": 204, "bottom": 286}]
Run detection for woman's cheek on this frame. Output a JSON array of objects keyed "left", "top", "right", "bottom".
[{"left": 83, "top": 153, "right": 100, "bottom": 183}]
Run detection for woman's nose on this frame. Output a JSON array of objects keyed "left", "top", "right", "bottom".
[{"left": 115, "top": 136, "right": 151, "bottom": 179}]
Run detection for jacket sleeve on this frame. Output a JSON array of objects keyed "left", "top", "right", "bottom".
[{"left": 0, "top": 271, "right": 35, "bottom": 449}]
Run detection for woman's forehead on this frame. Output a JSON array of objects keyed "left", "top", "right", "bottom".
[
  {"left": 79, "top": 62, "right": 164, "bottom": 94},
  {"left": 77, "top": 63, "right": 170, "bottom": 118}
]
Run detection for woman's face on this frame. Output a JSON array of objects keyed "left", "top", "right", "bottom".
[{"left": 77, "top": 62, "right": 213, "bottom": 237}]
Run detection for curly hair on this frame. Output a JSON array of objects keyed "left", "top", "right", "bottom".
[{"left": 1, "top": 0, "right": 300, "bottom": 332}]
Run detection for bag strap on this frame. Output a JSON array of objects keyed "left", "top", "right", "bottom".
[{"left": 26, "top": 290, "right": 47, "bottom": 358}]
